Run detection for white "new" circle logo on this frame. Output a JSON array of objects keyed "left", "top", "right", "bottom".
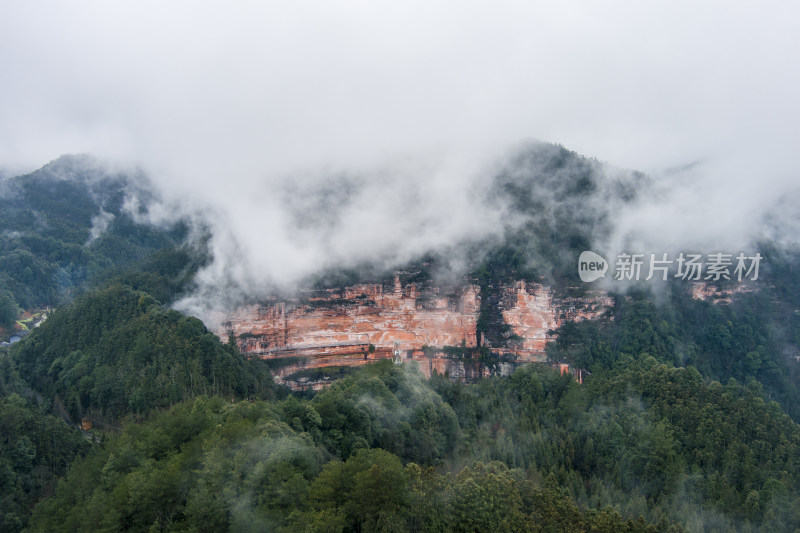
[{"left": 578, "top": 251, "right": 608, "bottom": 282}]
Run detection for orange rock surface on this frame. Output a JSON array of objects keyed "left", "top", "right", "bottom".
[
  {"left": 217, "top": 275, "right": 610, "bottom": 363},
  {"left": 691, "top": 281, "right": 753, "bottom": 303},
  {"left": 220, "top": 275, "right": 479, "bottom": 356},
  {"left": 501, "top": 281, "right": 559, "bottom": 353}
]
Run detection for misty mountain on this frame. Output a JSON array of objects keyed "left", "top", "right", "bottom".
[
  {"left": 0, "top": 154, "right": 198, "bottom": 316},
  {"left": 255, "top": 141, "right": 645, "bottom": 293},
  {"left": 0, "top": 284, "right": 280, "bottom": 532},
  {"left": 3, "top": 145, "right": 800, "bottom": 532},
  {"left": 13, "top": 284, "right": 280, "bottom": 421},
  {"left": 3, "top": 3, "right": 799, "bottom": 530}
]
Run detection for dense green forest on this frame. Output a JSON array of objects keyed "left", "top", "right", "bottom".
[
  {"left": 3, "top": 148, "right": 800, "bottom": 531},
  {"left": 0, "top": 156, "right": 257, "bottom": 530},
  {"left": 0, "top": 154, "right": 199, "bottom": 330},
  {"left": 21, "top": 363, "right": 684, "bottom": 532},
  {"left": 0, "top": 356, "right": 89, "bottom": 532},
  {"left": 0, "top": 281, "right": 281, "bottom": 530},
  {"left": 13, "top": 284, "right": 279, "bottom": 422},
  {"left": 549, "top": 246, "right": 800, "bottom": 420},
  {"left": 16, "top": 355, "right": 800, "bottom": 532},
  {"left": 0, "top": 284, "right": 280, "bottom": 532}
]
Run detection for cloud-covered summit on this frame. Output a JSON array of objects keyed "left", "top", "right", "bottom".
[{"left": 1, "top": 2, "right": 798, "bottom": 318}]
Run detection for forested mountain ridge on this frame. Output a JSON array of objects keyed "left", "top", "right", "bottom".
[
  {"left": 549, "top": 258, "right": 800, "bottom": 420},
  {"left": 2, "top": 146, "right": 800, "bottom": 531},
  {"left": 0, "top": 154, "right": 198, "bottom": 331},
  {"left": 0, "top": 283, "right": 283, "bottom": 532},
  {"left": 22, "top": 357, "right": 800, "bottom": 532},
  {"left": 23, "top": 362, "right": 688, "bottom": 532},
  {"left": 0, "top": 156, "right": 257, "bottom": 531},
  {"left": 13, "top": 284, "right": 281, "bottom": 422}
]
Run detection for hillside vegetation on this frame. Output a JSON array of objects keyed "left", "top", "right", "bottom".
[{"left": 2, "top": 146, "right": 800, "bottom": 531}]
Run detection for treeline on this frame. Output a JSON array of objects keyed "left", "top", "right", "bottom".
[
  {"left": 435, "top": 360, "right": 800, "bottom": 530},
  {"left": 13, "top": 284, "right": 279, "bottom": 422},
  {"left": 0, "top": 355, "right": 89, "bottom": 533},
  {"left": 18, "top": 353, "right": 800, "bottom": 531},
  {"left": 8, "top": 290, "right": 800, "bottom": 531},
  {"left": 549, "top": 268, "right": 800, "bottom": 420},
  {"left": 0, "top": 283, "right": 282, "bottom": 532},
  {"left": 0, "top": 154, "right": 193, "bottom": 321},
  {"left": 0, "top": 155, "right": 248, "bottom": 532},
  {"left": 24, "top": 367, "right": 682, "bottom": 532}
]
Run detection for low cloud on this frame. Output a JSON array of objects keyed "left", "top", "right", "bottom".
[
  {"left": 0, "top": 2, "right": 798, "bottom": 320},
  {"left": 85, "top": 209, "right": 114, "bottom": 244},
  {"left": 171, "top": 148, "right": 511, "bottom": 322}
]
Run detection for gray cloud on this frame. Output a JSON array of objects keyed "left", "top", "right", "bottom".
[
  {"left": 172, "top": 149, "right": 510, "bottom": 322},
  {"left": 1, "top": 2, "right": 798, "bottom": 320}
]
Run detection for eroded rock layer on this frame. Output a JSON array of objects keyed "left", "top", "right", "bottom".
[
  {"left": 221, "top": 275, "right": 479, "bottom": 356},
  {"left": 217, "top": 276, "right": 610, "bottom": 364}
]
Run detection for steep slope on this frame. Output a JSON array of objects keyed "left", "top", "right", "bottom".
[
  {"left": 12, "top": 284, "right": 279, "bottom": 423},
  {"left": 216, "top": 142, "right": 630, "bottom": 386},
  {"left": 0, "top": 155, "right": 192, "bottom": 317},
  {"left": 220, "top": 275, "right": 610, "bottom": 388},
  {"left": 24, "top": 363, "right": 683, "bottom": 533}
]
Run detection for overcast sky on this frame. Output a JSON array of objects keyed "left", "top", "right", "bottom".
[{"left": 1, "top": 1, "right": 798, "bottom": 311}]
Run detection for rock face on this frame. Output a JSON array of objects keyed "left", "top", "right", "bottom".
[
  {"left": 493, "top": 282, "right": 613, "bottom": 359},
  {"left": 221, "top": 276, "right": 607, "bottom": 351},
  {"left": 221, "top": 274, "right": 479, "bottom": 356},
  {"left": 216, "top": 275, "right": 610, "bottom": 388},
  {"left": 691, "top": 281, "right": 753, "bottom": 303},
  {"left": 500, "top": 281, "right": 559, "bottom": 354}
]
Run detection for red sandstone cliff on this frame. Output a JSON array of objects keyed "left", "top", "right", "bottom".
[
  {"left": 216, "top": 275, "right": 609, "bottom": 362},
  {"left": 691, "top": 281, "right": 753, "bottom": 303},
  {"left": 221, "top": 274, "right": 478, "bottom": 355}
]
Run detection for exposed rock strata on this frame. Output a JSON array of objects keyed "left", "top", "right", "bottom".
[{"left": 217, "top": 276, "right": 610, "bottom": 366}]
